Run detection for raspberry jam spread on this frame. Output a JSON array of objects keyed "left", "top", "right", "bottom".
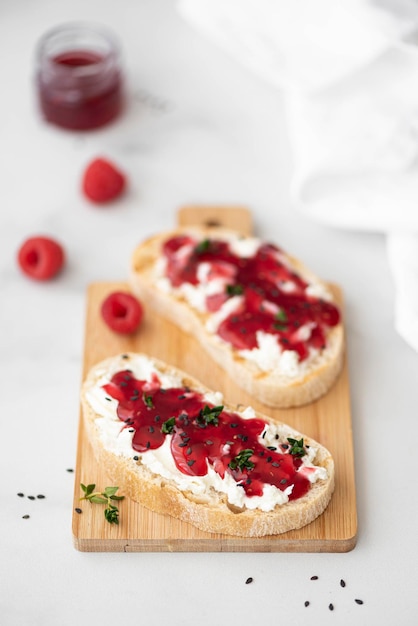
[
  {"left": 162, "top": 235, "right": 340, "bottom": 362},
  {"left": 103, "top": 369, "right": 312, "bottom": 501}
]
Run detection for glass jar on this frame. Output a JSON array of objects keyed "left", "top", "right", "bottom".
[{"left": 36, "top": 22, "right": 124, "bottom": 131}]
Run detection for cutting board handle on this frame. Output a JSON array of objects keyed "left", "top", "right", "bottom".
[{"left": 177, "top": 205, "right": 253, "bottom": 236}]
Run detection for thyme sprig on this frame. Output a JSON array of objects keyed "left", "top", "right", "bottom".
[
  {"left": 229, "top": 449, "right": 255, "bottom": 471},
  {"left": 273, "top": 308, "right": 288, "bottom": 331},
  {"left": 195, "top": 238, "right": 211, "bottom": 254},
  {"left": 161, "top": 416, "right": 176, "bottom": 434},
  {"left": 143, "top": 393, "right": 155, "bottom": 409},
  {"left": 196, "top": 405, "right": 224, "bottom": 427},
  {"left": 80, "top": 483, "right": 125, "bottom": 525},
  {"left": 226, "top": 284, "right": 244, "bottom": 296},
  {"left": 287, "top": 437, "right": 307, "bottom": 458}
]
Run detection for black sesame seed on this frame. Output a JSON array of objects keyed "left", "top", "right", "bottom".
[
  {"left": 304, "top": 601, "right": 310, "bottom": 607},
  {"left": 280, "top": 478, "right": 287, "bottom": 484},
  {"left": 262, "top": 431, "right": 266, "bottom": 439},
  {"left": 340, "top": 579, "right": 346, "bottom": 588},
  {"left": 74, "top": 508, "right": 82, "bottom": 514},
  {"left": 266, "top": 456, "right": 272, "bottom": 463},
  {"left": 187, "top": 459, "right": 195, "bottom": 466},
  {"left": 186, "top": 447, "right": 192, "bottom": 455},
  {"left": 121, "top": 354, "right": 129, "bottom": 359},
  {"left": 275, "top": 434, "right": 279, "bottom": 440},
  {"left": 149, "top": 426, "right": 155, "bottom": 433},
  {"left": 272, "top": 462, "right": 280, "bottom": 468},
  {"left": 22, "top": 514, "right": 30, "bottom": 519},
  {"left": 267, "top": 446, "right": 277, "bottom": 451},
  {"left": 66, "top": 468, "right": 74, "bottom": 473},
  {"left": 154, "top": 415, "right": 161, "bottom": 422},
  {"left": 133, "top": 456, "right": 139, "bottom": 461},
  {"left": 17, "top": 493, "right": 24, "bottom": 497},
  {"left": 310, "top": 575, "right": 318, "bottom": 580},
  {"left": 178, "top": 394, "right": 186, "bottom": 399},
  {"left": 355, "top": 599, "right": 364, "bottom": 605},
  {"left": 36, "top": 495, "right": 45, "bottom": 499},
  {"left": 146, "top": 441, "right": 151, "bottom": 449},
  {"left": 105, "top": 397, "right": 112, "bottom": 402},
  {"left": 179, "top": 442, "right": 187, "bottom": 448},
  {"left": 27, "top": 496, "right": 35, "bottom": 501},
  {"left": 230, "top": 423, "right": 238, "bottom": 428},
  {"left": 245, "top": 577, "right": 253, "bottom": 584},
  {"left": 129, "top": 429, "right": 134, "bottom": 433},
  {"left": 329, "top": 604, "right": 334, "bottom": 611}
]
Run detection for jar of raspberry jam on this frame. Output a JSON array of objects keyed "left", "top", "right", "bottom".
[{"left": 36, "top": 23, "right": 124, "bottom": 131}]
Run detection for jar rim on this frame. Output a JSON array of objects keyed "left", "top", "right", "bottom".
[{"left": 36, "top": 21, "right": 121, "bottom": 76}]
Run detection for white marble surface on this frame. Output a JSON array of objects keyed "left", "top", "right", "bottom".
[{"left": 1, "top": 1, "right": 418, "bottom": 624}]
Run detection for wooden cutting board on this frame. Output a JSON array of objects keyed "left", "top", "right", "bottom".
[{"left": 72, "top": 206, "right": 357, "bottom": 552}]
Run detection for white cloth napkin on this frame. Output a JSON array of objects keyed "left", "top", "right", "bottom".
[{"left": 178, "top": 0, "right": 418, "bottom": 352}]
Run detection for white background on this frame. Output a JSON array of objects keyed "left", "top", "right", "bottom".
[{"left": 1, "top": 1, "right": 417, "bottom": 624}]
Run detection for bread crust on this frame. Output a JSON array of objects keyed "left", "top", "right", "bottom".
[
  {"left": 81, "top": 353, "right": 335, "bottom": 537},
  {"left": 130, "top": 227, "right": 344, "bottom": 408}
]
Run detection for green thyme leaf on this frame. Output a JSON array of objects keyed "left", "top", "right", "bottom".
[
  {"left": 143, "top": 393, "right": 154, "bottom": 409},
  {"left": 161, "top": 416, "right": 176, "bottom": 434},
  {"left": 273, "top": 309, "right": 288, "bottom": 331},
  {"left": 275, "top": 309, "right": 288, "bottom": 322},
  {"left": 228, "top": 449, "right": 255, "bottom": 471},
  {"left": 80, "top": 484, "right": 125, "bottom": 525},
  {"left": 273, "top": 323, "right": 288, "bottom": 331},
  {"left": 196, "top": 405, "right": 223, "bottom": 427},
  {"left": 195, "top": 238, "right": 211, "bottom": 254},
  {"left": 90, "top": 496, "right": 108, "bottom": 504},
  {"left": 226, "top": 284, "right": 244, "bottom": 296},
  {"left": 80, "top": 483, "right": 95, "bottom": 496},
  {"left": 287, "top": 437, "right": 307, "bottom": 457},
  {"left": 104, "top": 505, "right": 120, "bottom": 525}
]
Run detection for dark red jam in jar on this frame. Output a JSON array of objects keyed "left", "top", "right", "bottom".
[{"left": 36, "top": 23, "right": 124, "bottom": 130}]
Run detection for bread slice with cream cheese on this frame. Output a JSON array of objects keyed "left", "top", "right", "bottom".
[
  {"left": 81, "top": 353, "right": 335, "bottom": 537},
  {"left": 130, "top": 227, "right": 344, "bottom": 408}
]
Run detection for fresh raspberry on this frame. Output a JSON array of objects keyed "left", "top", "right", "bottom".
[
  {"left": 82, "top": 157, "right": 126, "bottom": 204},
  {"left": 101, "top": 291, "right": 143, "bottom": 334},
  {"left": 17, "top": 236, "right": 65, "bottom": 281}
]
